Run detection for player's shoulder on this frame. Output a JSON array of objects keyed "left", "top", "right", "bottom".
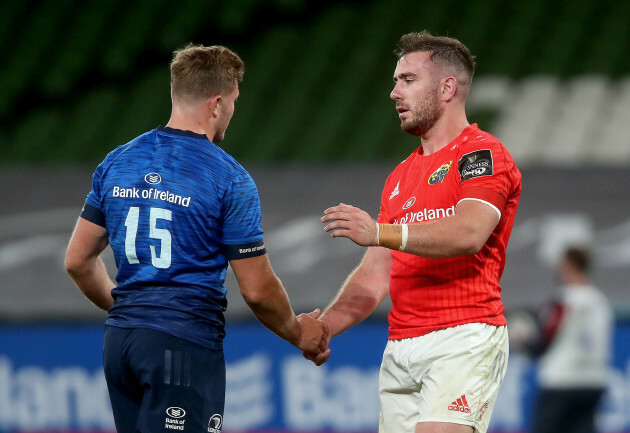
[
  {"left": 210, "top": 142, "right": 248, "bottom": 175},
  {"left": 105, "top": 129, "right": 155, "bottom": 157},
  {"left": 203, "top": 143, "right": 253, "bottom": 188},
  {"left": 457, "top": 125, "right": 516, "bottom": 165},
  {"left": 153, "top": 127, "right": 251, "bottom": 181},
  {"left": 459, "top": 125, "right": 505, "bottom": 152},
  {"left": 95, "top": 130, "right": 152, "bottom": 173}
]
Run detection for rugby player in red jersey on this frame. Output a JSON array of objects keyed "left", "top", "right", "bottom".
[{"left": 307, "top": 31, "right": 522, "bottom": 433}]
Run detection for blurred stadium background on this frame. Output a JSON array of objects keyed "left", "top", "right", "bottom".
[{"left": 1, "top": 0, "right": 630, "bottom": 432}]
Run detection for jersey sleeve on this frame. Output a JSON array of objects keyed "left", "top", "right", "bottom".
[
  {"left": 222, "top": 173, "right": 266, "bottom": 260},
  {"left": 456, "top": 137, "right": 517, "bottom": 218},
  {"left": 81, "top": 162, "right": 106, "bottom": 227}
]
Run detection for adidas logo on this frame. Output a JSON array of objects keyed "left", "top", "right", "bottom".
[
  {"left": 448, "top": 395, "right": 471, "bottom": 414},
  {"left": 389, "top": 182, "right": 400, "bottom": 200}
]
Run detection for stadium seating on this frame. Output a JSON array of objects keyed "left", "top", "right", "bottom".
[
  {"left": 42, "top": 0, "right": 123, "bottom": 96},
  {"left": 0, "top": 0, "right": 628, "bottom": 164}
]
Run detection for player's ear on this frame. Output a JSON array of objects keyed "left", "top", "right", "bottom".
[
  {"left": 441, "top": 77, "right": 457, "bottom": 102},
  {"left": 208, "top": 95, "right": 222, "bottom": 118}
]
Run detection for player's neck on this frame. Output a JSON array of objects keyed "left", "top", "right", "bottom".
[
  {"left": 420, "top": 110, "right": 470, "bottom": 156},
  {"left": 166, "top": 104, "right": 216, "bottom": 142}
]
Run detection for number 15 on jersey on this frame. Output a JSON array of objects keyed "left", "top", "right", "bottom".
[{"left": 124, "top": 206, "right": 172, "bottom": 269}]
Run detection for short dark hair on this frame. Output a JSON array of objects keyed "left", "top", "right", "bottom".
[
  {"left": 394, "top": 31, "right": 476, "bottom": 80},
  {"left": 564, "top": 246, "right": 591, "bottom": 273},
  {"left": 170, "top": 44, "right": 244, "bottom": 102}
]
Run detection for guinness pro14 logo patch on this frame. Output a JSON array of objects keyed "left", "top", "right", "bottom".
[{"left": 458, "top": 149, "right": 493, "bottom": 181}]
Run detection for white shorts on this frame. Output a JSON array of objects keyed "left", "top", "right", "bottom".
[{"left": 378, "top": 323, "right": 508, "bottom": 433}]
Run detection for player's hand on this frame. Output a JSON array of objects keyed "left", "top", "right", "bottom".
[
  {"left": 303, "top": 346, "right": 331, "bottom": 366},
  {"left": 295, "top": 309, "right": 331, "bottom": 356},
  {"left": 321, "top": 203, "right": 378, "bottom": 247}
]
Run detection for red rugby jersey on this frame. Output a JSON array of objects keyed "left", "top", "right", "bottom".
[{"left": 378, "top": 124, "right": 522, "bottom": 340}]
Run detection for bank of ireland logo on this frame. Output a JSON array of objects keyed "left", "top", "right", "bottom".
[
  {"left": 208, "top": 414, "right": 222, "bottom": 433},
  {"left": 402, "top": 196, "right": 416, "bottom": 209},
  {"left": 145, "top": 172, "right": 162, "bottom": 185},
  {"left": 428, "top": 161, "right": 452, "bottom": 185},
  {"left": 166, "top": 407, "right": 186, "bottom": 418}
]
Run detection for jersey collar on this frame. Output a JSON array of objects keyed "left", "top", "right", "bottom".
[
  {"left": 157, "top": 125, "right": 209, "bottom": 141},
  {"left": 416, "top": 123, "right": 479, "bottom": 157}
]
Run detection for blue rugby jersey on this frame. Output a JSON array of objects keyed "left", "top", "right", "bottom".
[{"left": 81, "top": 126, "right": 266, "bottom": 349}]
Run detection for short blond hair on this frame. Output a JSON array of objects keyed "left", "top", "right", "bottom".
[{"left": 170, "top": 44, "right": 244, "bottom": 102}]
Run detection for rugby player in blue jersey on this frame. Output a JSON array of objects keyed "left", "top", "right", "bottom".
[{"left": 65, "top": 44, "right": 330, "bottom": 433}]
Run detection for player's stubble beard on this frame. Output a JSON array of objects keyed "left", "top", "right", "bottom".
[
  {"left": 400, "top": 86, "right": 441, "bottom": 137},
  {"left": 212, "top": 111, "right": 232, "bottom": 143},
  {"left": 213, "top": 129, "right": 225, "bottom": 143}
]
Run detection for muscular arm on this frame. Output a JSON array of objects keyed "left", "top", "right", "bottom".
[
  {"left": 65, "top": 217, "right": 116, "bottom": 311},
  {"left": 321, "top": 246, "right": 392, "bottom": 337},
  {"left": 322, "top": 200, "right": 499, "bottom": 258},
  {"left": 230, "top": 254, "right": 329, "bottom": 354},
  {"left": 403, "top": 200, "right": 499, "bottom": 257},
  {"left": 304, "top": 246, "right": 391, "bottom": 366}
]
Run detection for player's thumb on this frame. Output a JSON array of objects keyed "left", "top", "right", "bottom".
[{"left": 306, "top": 308, "right": 322, "bottom": 319}]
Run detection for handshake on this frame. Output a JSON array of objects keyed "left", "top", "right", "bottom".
[{"left": 292, "top": 309, "right": 332, "bottom": 366}]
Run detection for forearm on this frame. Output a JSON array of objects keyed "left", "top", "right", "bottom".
[
  {"left": 322, "top": 248, "right": 390, "bottom": 336},
  {"left": 323, "top": 201, "right": 499, "bottom": 259},
  {"left": 66, "top": 257, "right": 115, "bottom": 311},
  {"left": 242, "top": 275, "right": 301, "bottom": 345},
  {"left": 322, "top": 280, "right": 383, "bottom": 337},
  {"left": 377, "top": 201, "right": 499, "bottom": 258},
  {"left": 379, "top": 217, "right": 481, "bottom": 258}
]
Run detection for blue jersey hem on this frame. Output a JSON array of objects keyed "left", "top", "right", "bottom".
[{"left": 105, "top": 321, "right": 224, "bottom": 351}]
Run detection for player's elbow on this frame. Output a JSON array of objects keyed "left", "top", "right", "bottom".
[
  {"left": 462, "top": 238, "right": 485, "bottom": 255},
  {"left": 64, "top": 255, "right": 80, "bottom": 277},
  {"left": 241, "top": 288, "right": 266, "bottom": 308},
  {"left": 240, "top": 276, "right": 280, "bottom": 308},
  {"left": 64, "top": 250, "right": 88, "bottom": 278},
  {"left": 449, "top": 233, "right": 487, "bottom": 256},
  {"left": 242, "top": 289, "right": 279, "bottom": 317}
]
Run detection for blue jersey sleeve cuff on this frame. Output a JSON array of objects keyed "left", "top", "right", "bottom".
[
  {"left": 80, "top": 203, "right": 106, "bottom": 227},
  {"left": 225, "top": 240, "right": 266, "bottom": 260}
]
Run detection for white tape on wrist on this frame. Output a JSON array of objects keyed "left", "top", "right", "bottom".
[
  {"left": 399, "top": 224, "right": 408, "bottom": 252},
  {"left": 376, "top": 223, "right": 380, "bottom": 246}
]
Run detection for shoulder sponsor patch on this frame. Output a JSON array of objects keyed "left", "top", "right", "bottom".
[
  {"left": 225, "top": 240, "right": 266, "bottom": 260},
  {"left": 458, "top": 149, "right": 493, "bottom": 182}
]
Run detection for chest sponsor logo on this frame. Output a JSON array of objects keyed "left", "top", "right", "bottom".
[
  {"left": 394, "top": 205, "right": 455, "bottom": 224},
  {"left": 458, "top": 149, "right": 493, "bottom": 181},
  {"left": 428, "top": 161, "right": 453, "bottom": 185},
  {"left": 112, "top": 186, "right": 191, "bottom": 207},
  {"left": 402, "top": 197, "right": 416, "bottom": 209},
  {"left": 145, "top": 172, "right": 162, "bottom": 185},
  {"left": 389, "top": 182, "right": 400, "bottom": 200}
]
